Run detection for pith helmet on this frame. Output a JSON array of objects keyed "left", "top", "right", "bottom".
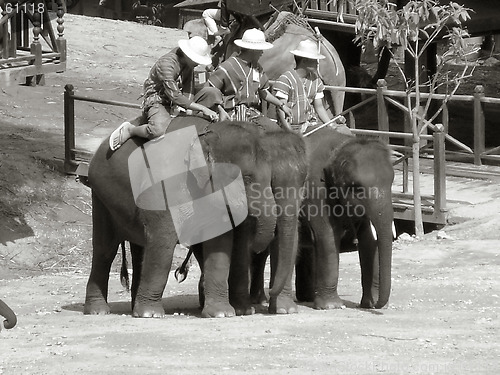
[
  {"left": 234, "top": 28, "right": 273, "bottom": 50},
  {"left": 290, "top": 39, "right": 325, "bottom": 60},
  {"left": 178, "top": 36, "right": 212, "bottom": 65}
]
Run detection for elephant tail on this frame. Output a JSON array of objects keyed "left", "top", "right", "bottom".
[
  {"left": 120, "top": 242, "right": 130, "bottom": 292},
  {"left": 174, "top": 243, "right": 193, "bottom": 283},
  {"left": 0, "top": 299, "right": 17, "bottom": 330}
]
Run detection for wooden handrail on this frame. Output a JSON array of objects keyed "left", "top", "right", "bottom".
[{"left": 324, "top": 81, "right": 499, "bottom": 165}]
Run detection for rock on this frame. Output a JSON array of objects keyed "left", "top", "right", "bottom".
[
  {"left": 397, "top": 232, "right": 414, "bottom": 242},
  {"left": 482, "top": 57, "right": 500, "bottom": 67},
  {"left": 436, "top": 230, "right": 453, "bottom": 240}
]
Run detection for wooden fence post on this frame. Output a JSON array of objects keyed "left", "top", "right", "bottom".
[
  {"left": 64, "top": 84, "right": 76, "bottom": 173},
  {"left": 56, "top": 0, "right": 67, "bottom": 67},
  {"left": 473, "top": 85, "right": 485, "bottom": 166},
  {"left": 433, "top": 125, "right": 446, "bottom": 217},
  {"left": 27, "top": 1, "right": 43, "bottom": 86},
  {"left": 377, "top": 79, "right": 389, "bottom": 143}
]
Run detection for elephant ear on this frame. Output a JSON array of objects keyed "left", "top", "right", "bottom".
[
  {"left": 184, "top": 133, "right": 212, "bottom": 193},
  {"left": 329, "top": 139, "right": 357, "bottom": 188}
]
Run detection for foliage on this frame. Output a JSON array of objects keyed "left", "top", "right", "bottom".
[{"left": 326, "top": 1, "right": 478, "bottom": 236}]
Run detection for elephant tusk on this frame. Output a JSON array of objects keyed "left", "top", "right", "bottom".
[
  {"left": 392, "top": 221, "right": 397, "bottom": 239},
  {"left": 370, "top": 221, "right": 377, "bottom": 241}
]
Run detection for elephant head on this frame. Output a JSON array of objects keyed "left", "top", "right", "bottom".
[
  {"left": 0, "top": 299, "right": 17, "bottom": 330},
  {"left": 327, "top": 138, "right": 394, "bottom": 308}
]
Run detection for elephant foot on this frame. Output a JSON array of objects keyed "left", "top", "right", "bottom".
[
  {"left": 314, "top": 295, "right": 345, "bottom": 310},
  {"left": 132, "top": 301, "right": 165, "bottom": 318},
  {"left": 83, "top": 299, "right": 110, "bottom": 315},
  {"left": 202, "top": 301, "right": 236, "bottom": 318},
  {"left": 250, "top": 289, "right": 268, "bottom": 306},
  {"left": 235, "top": 305, "right": 255, "bottom": 316},
  {"left": 295, "top": 288, "right": 315, "bottom": 303},
  {"left": 231, "top": 295, "right": 256, "bottom": 316},
  {"left": 360, "top": 296, "right": 375, "bottom": 309},
  {"left": 269, "top": 295, "right": 298, "bottom": 315}
]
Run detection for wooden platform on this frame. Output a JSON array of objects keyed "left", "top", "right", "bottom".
[
  {"left": 392, "top": 157, "right": 500, "bottom": 225},
  {"left": 0, "top": 1, "right": 67, "bottom": 86}
]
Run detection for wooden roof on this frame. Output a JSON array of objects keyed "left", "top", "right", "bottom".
[{"left": 174, "top": 0, "right": 218, "bottom": 8}]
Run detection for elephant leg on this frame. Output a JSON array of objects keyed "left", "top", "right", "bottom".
[
  {"left": 295, "top": 220, "right": 315, "bottom": 302},
  {"left": 357, "top": 219, "right": 378, "bottom": 308},
  {"left": 132, "top": 214, "right": 175, "bottom": 318},
  {"left": 268, "top": 235, "right": 298, "bottom": 314},
  {"left": 202, "top": 231, "right": 235, "bottom": 318},
  {"left": 309, "top": 213, "right": 344, "bottom": 309},
  {"left": 250, "top": 250, "right": 269, "bottom": 305},
  {"left": 229, "top": 220, "right": 254, "bottom": 316},
  {"left": 84, "top": 192, "right": 121, "bottom": 315},
  {"left": 129, "top": 242, "right": 144, "bottom": 310}
]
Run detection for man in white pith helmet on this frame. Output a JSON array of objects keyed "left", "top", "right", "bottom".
[
  {"left": 206, "top": 28, "right": 292, "bottom": 127},
  {"left": 109, "top": 36, "right": 219, "bottom": 151},
  {"left": 273, "top": 39, "right": 350, "bottom": 135}
]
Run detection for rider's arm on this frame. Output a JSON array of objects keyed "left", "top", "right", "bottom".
[
  {"left": 259, "top": 89, "right": 292, "bottom": 118},
  {"left": 156, "top": 53, "right": 194, "bottom": 109},
  {"left": 202, "top": 8, "right": 221, "bottom": 35},
  {"left": 313, "top": 94, "right": 332, "bottom": 124},
  {"left": 312, "top": 79, "right": 331, "bottom": 124}
]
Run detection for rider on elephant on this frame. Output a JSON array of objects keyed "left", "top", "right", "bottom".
[
  {"left": 109, "top": 36, "right": 220, "bottom": 151},
  {"left": 204, "top": 28, "right": 293, "bottom": 128},
  {"left": 273, "top": 39, "right": 351, "bottom": 135},
  {"left": 202, "top": 0, "right": 231, "bottom": 42}
]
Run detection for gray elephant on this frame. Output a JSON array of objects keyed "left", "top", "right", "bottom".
[
  {"left": 0, "top": 299, "right": 16, "bottom": 331},
  {"left": 84, "top": 116, "right": 307, "bottom": 318},
  {"left": 251, "top": 127, "right": 394, "bottom": 309}
]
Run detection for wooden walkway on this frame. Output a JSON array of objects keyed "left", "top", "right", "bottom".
[{"left": 393, "top": 158, "right": 500, "bottom": 225}]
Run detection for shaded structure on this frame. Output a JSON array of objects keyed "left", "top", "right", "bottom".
[
  {"left": 0, "top": 0, "right": 67, "bottom": 86},
  {"left": 304, "top": 0, "right": 500, "bottom": 82}
]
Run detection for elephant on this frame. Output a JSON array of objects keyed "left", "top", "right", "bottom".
[
  {"left": 250, "top": 127, "right": 394, "bottom": 310},
  {"left": 83, "top": 116, "right": 307, "bottom": 318},
  {"left": 0, "top": 299, "right": 17, "bottom": 331},
  {"left": 190, "top": 123, "right": 308, "bottom": 315}
]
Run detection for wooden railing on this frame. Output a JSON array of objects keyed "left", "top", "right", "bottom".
[
  {"left": 321, "top": 79, "right": 500, "bottom": 223},
  {"left": 0, "top": 0, "right": 66, "bottom": 85},
  {"left": 325, "top": 81, "right": 500, "bottom": 166},
  {"left": 302, "top": 0, "right": 357, "bottom": 33},
  {"left": 63, "top": 84, "right": 141, "bottom": 174}
]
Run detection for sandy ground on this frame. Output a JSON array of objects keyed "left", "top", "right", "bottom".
[{"left": 0, "top": 14, "right": 499, "bottom": 375}]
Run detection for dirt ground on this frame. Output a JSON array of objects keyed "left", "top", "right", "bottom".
[{"left": 0, "top": 14, "right": 499, "bottom": 374}]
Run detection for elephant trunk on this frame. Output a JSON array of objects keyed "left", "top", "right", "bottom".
[
  {"left": 369, "top": 198, "right": 393, "bottom": 309},
  {"left": 0, "top": 299, "right": 17, "bottom": 330},
  {"left": 249, "top": 186, "right": 277, "bottom": 254}
]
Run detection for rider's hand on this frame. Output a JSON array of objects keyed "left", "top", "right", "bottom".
[
  {"left": 214, "top": 27, "right": 230, "bottom": 36},
  {"left": 203, "top": 108, "right": 219, "bottom": 122},
  {"left": 280, "top": 104, "right": 293, "bottom": 119}
]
